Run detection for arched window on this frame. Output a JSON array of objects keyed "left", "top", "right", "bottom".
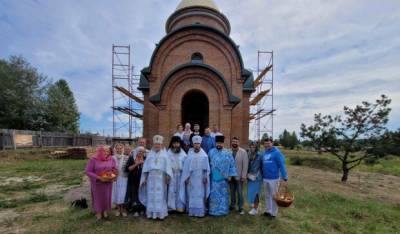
[{"left": 191, "top": 53, "right": 203, "bottom": 64}]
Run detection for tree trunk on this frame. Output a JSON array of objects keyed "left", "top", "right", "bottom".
[{"left": 341, "top": 163, "right": 349, "bottom": 182}]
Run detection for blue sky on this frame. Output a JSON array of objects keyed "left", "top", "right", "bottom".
[{"left": 1, "top": 0, "right": 399, "bottom": 138}]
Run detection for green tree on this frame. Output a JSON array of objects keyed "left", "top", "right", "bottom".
[
  {"left": 279, "top": 129, "right": 290, "bottom": 148},
  {"left": 384, "top": 130, "right": 400, "bottom": 156},
  {"left": 367, "top": 129, "right": 400, "bottom": 157},
  {"left": 279, "top": 129, "right": 298, "bottom": 149},
  {"left": 0, "top": 56, "right": 80, "bottom": 132},
  {"left": 300, "top": 95, "right": 391, "bottom": 182},
  {"left": 46, "top": 79, "right": 80, "bottom": 133},
  {"left": 289, "top": 131, "right": 299, "bottom": 149},
  {"left": 0, "top": 56, "right": 48, "bottom": 130}
]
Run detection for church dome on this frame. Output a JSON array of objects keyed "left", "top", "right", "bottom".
[
  {"left": 166, "top": 0, "right": 230, "bottom": 34},
  {"left": 176, "top": 0, "right": 219, "bottom": 12}
]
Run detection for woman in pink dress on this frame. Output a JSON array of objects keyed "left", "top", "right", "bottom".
[{"left": 86, "top": 146, "right": 117, "bottom": 220}]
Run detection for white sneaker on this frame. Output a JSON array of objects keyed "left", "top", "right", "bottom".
[
  {"left": 239, "top": 210, "right": 245, "bottom": 215},
  {"left": 248, "top": 208, "right": 257, "bottom": 216},
  {"left": 133, "top": 212, "right": 139, "bottom": 217}
]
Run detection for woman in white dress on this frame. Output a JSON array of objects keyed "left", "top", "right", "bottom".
[
  {"left": 173, "top": 124, "right": 184, "bottom": 140},
  {"left": 112, "top": 143, "right": 129, "bottom": 217},
  {"left": 182, "top": 123, "right": 192, "bottom": 153}
]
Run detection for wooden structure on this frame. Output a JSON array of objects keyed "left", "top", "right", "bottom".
[{"left": 0, "top": 129, "right": 137, "bottom": 150}]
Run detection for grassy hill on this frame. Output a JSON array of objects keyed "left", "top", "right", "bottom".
[{"left": 0, "top": 149, "right": 399, "bottom": 233}]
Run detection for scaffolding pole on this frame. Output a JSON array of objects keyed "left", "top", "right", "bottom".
[
  {"left": 251, "top": 50, "right": 275, "bottom": 141},
  {"left": 131, "top": 73, "right": 144, "bottom": 138},
  {"left": 112, "top": 45, "right": 143, "bottom": 138}
]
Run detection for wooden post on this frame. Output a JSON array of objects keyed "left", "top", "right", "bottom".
[
  {"left": 12, "top": 130, "right": 16, "bottom": 150},
  {"left": 51, "top": 134, "right": 54, "bottom": 148},
  {"left": 38, "top": 131, "right": 43, "bottom": 148},
  {"left": 0, "top": 133, "right": 3, "bottom": 150}
]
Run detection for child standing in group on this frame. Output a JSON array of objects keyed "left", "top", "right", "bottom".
[{"left": 112, "top": 143, "right": 129, "bottom": 217}]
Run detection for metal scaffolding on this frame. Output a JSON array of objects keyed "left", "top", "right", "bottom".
[
  {"left": 250, "top": 51, "right": 275, "bottom": 141},
  {"left": 112, "top": 45, "right": 143, "bottom": 138},
  {"left": 130, "top": 74, "right": 143, "bottom": 138}
]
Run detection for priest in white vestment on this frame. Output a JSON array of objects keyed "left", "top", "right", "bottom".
[
  {"left": 179, "top": 135, "right": 210, "bottom": 217},
  {"left": 139, "top": 135, "right": 173, "bottom": 220}
]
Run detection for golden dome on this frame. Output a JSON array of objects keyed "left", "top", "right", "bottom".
[{"left": 176, "top": 0, "right": 219, "bottom": 11}]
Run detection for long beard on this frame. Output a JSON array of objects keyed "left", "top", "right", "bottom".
[
  {"left": 216, "top": 145, "right": 223, "bottom": 150},
  {"left": 173, "top": 147, "right": 181, "bottom": 153},
  {"left": 194, "top": 148, "right": 200, "bottom": 153}
]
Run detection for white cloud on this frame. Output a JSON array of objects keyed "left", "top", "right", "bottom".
[
  {"left": 1, "top": 0, "right": 399, "bottom": 137},
  {"left": 219, "top": 0, "right": 400, "bottom": 137}
]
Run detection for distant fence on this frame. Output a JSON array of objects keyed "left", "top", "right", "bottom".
[{"left": 0, "top": 129, "right": 137, "bottom": 150}]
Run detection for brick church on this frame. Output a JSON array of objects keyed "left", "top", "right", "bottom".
[{"left": 139, "top": 0, "right": 255, "bottom": 146}]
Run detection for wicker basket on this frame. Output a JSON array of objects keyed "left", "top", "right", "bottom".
[
  {"left": 274, "top": 183, "right": 294, "bottom": 208},
  {"left": 99, "top": 169, "right": 118, "bottom": 181}
]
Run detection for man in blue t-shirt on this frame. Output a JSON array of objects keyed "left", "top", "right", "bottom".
[{"left": 261, "top": 137, "right": 288, "bottom": 219}]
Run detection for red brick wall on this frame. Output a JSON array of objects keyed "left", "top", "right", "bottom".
[{"left": 142, "top": 11, "right": 251, "bottom": 147}]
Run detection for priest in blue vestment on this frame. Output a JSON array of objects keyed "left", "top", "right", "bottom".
[{"left": 208, "top": 135, "right": 238, "bottom": 216}]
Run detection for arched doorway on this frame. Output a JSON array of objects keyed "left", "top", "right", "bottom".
[{"left": 181, "top": 90, "right": 209, "bottom": 134}]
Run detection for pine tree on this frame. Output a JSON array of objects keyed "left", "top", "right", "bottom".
[
  {"left": 289, "top": 131, "right": 299, "bottom": 149},
  {"left": 46, "top": 79, "right": 80, "bottom": 133},
  {"left": 301, "top": 95, "right": 391, "bottom": 182},
  {"left": 279, "top": 129, "right": 291, "bottom": 148}
]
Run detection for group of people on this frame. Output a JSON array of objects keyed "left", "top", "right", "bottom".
[{"left": 85, "top": 123, "right": 288, "bottom": 221}]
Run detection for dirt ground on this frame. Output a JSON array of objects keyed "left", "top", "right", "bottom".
[
  {"left": 0, "top": 176, "right": 42, "bottom": 186},
  {"left": 63, "top": 177, "right": 90, "bottom": 202}
]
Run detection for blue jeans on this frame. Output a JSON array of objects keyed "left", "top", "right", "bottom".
[{"left": 229, "top": 179, "right": 243, "bottom": 210}]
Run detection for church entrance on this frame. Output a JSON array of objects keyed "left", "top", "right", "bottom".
[{"left": 181, "top": 90, "right": 209, "bottom": 135}]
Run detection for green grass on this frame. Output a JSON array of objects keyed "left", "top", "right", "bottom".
[
  {"left": 0, "top": 155, "right": 86, "bottom": 209},
  {"left": 23, "top": 183, "right": 399, "bottom": 234},
  {"left": 0, "top": 181, "right": 44, "bottom": 193},
  {"left": 1, "top": 149, "right": 399, "bottom": 233},
  {"left": 358, "top": 156, "right": 400, "bottom": 176},
  {"left": 0, "top": 193, "right": 60, "bottom": 209},
  {"left": 289, "top": 184, "right": 400, "bottom": 233},
  {"left": 0, "top": 158, "right": 86, "bottom": 180},
  {"left": 0, "top": 199, "right": 18, "bottom": 208}
]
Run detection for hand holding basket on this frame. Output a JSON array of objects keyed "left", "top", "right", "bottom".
[{"left": 274, "top": 182, "right": 294, "bottom": 208}]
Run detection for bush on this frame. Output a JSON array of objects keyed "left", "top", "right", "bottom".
[
  {"left": 290, "top": 156, "right": 303, "bottom": 165},
  {"left": 364, "top": 156, "right": 379, "bottom": 165},
  {"left": 294, "top": 144, "right": 304, "bottom": 151},
  {"left": 288, "top": 155, "right": 341, "bottom": 171}
]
